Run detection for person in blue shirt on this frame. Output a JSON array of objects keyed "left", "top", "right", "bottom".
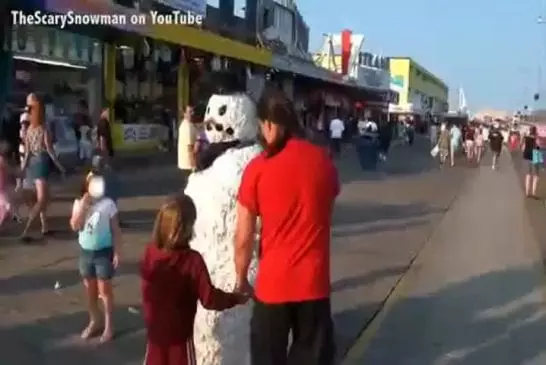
[
  {"left": 69, "top": 174, "right": 122, "bottom": 343},
  {"left": 449, "top": 124, "right": 462, "bottom": 167}
]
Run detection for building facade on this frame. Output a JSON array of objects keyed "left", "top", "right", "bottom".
[
  {"left": 312, "top": 32, "right": 395, "bottom": 111},
  {"left": 261, "top": 0, "right": 310, "bottom": 56},
  {"left": 389, "top": 57, "right": 448, "bottom": 115}
]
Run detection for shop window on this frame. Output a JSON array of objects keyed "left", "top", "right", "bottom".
[{"left": 114, "top": 40, "right": 177, "bottom": 125}]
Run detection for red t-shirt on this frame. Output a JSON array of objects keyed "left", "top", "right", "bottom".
[{"left": 238, "top": 138, "right": 339, "bottom": 303}]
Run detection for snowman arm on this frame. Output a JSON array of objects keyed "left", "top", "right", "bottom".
[{"left": 234, "top": 201, "right": 258, "bottom": 284}]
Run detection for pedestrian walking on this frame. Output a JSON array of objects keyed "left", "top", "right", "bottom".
[
  {"left": 79, "top": 124, "right": 94, "bottom": 164},
  {"left": 489, "top": 124, "right": 503, "bottom": 170},
  {"left": 429, "top": 122, "right": 439, "bottom": 147},
  {"left": 20, "top": 93, "right": 66, "bottom": 242},
  {"left": 177, "top": 105, "right": 198, "bottom": 188},
  {"left": 96, "top": 108, "right": 115, "bottom": 165},
  {"left": 329, "top": 113, "right": 344, "bottom": 156},
  {"left": 140, "top": 194, "right": 248, "bottom": 365},
  {"left": 522, "top": 126, "right": 542, "bottom": 198},
  {"left": 16, "top": 111, "right": 30, "bottom": 190},
  {"left": 463, "top": 124, "right": 476, "bottom": 163},
  {"left": 0, "top": 105, "right": 20, "bottom": 164},
  {"left": 449, "top": 124, "right": 462, "bottom": 167},
  {"left": 378, "top": 120, "right": 394, "bottom": 160},
  {"left": 0, "top": 142, "right": 23, "bottom": 225},
  {"left": 73, "top": 99, "right": 91, "bottom": 164},
  {"left": 437, "top": 123, "right": 450, "bottom": 165},
  {"left": 235, "top": 88, "right": 338, "bottom": 365},
  {"left": 69, "top": 173, "right": 122, "bottom": 342},
  {"left": 475, "top": 126, "right": 484, "bottom": 164}
]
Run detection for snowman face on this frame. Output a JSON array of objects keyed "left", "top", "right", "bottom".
[{"left": 203, "top": 93, "right": 258, "bottom": 143}]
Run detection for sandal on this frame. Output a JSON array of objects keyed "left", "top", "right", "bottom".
[{"left": 99, "top": 330, "right": 114, "bottom": 343}]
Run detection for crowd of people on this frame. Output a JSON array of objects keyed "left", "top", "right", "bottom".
[
  {"left": 7, "top": 84, "right": 546, "bottom": 365},
  {"left": 430, "top": 121, "right": 504, "bottom": 169},
  {"left": 430, "top": 119, "right": 545, "bottom": 199}
]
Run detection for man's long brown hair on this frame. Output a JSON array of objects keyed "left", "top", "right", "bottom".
[
  {"left": 152, "top": 194, "right": 197, "bottom": 250},
  {"left": 27, "top": 93, "right": 45, "bottom": 128}
]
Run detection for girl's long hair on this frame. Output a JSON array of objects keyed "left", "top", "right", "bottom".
[
  {"left": 152, "top": 194, "right": 197, "bottom": 251},
  {"left": 28, "top": 93, "right": 45, "bottom": 128}
]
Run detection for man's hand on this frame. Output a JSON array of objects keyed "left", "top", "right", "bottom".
[
  {"left": 234, "top": 277, "right": 253, "bottom": 297},
  {"left": 233, "top": 292, "right": 250, "bottom": 305}
]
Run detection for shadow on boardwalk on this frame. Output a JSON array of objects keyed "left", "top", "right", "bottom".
[
  {"left": 511, "top": 154, "right": 546, "bottom": 265},
  {"left": 336, "top": 138, "right": 438, "bottom": 184},
  {"left": 333, "top": 201, "right": 443, "bottom": 226},
  {"left": 360, "top": 265, "right": 546, "bottom": 365},
  {"left": 2, "top": 266, "right": 543, "bottom": 364},
  {"left": 0, "top": 307, "right": 146, "bottom": 365}
]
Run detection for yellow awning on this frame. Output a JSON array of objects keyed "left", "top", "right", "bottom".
[
  {"left": 147, "top": 24, "right": 273, "bottom": 67},
  {"left": 43, "top": 0, "right": 272, "bottom": 67}
]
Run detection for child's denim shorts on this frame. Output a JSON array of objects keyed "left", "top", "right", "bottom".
[{"left": 79, "top": 247, "right": 115, "bottom": 280}]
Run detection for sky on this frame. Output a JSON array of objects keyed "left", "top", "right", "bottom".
[
  {"left": 222, "top": 0, "right": 546, "bottom": 113},
  {"left": 296, "top": 0, "right": 546, "bottom": 113}
]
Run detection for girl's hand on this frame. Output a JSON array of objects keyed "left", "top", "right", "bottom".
[
  {"left": 57, "top": 164, "right": 66, "bottom": 176},
  {"left": 81, "top": 193, "right": 92, "bottom": 206},
  {"left": 112, "top": 252, "right": 120, "bottom": 269}
]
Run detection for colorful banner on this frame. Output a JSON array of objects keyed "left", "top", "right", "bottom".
[{"left": 340, "top": 29, "right": 351, "bottom": 75}]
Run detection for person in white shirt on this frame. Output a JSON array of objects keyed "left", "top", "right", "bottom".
[
  {"left": 329, "top": 115, "right": 345, "bottom": 156},
  {"left": 79, "top": 124, "right": 93, "bottom": 162},
  {"left": 177, "top": 106, "right": 198, "bottom": 187},
  {"left": 429, "top": 123, "right": 438, "bottom": 147},
  {"left": 482, "top": 125, "right": 489, "bottom": 142}
]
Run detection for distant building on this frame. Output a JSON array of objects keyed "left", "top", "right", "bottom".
[{"left": 388, "top": 57, "right": 448, "bottom": 116}]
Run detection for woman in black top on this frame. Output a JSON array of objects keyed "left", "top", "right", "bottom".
[{"left": 522, "top": 126, "right": 540, "bottom": 198}]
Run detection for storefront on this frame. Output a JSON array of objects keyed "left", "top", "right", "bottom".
[
  {"left": 388, "top": 57, "right": 448, "bottom": 118},
  {"left": 2, "top": 22, "right": 103, "bottom": 158},
  {"left": 11, "top": 0, "right": 273, "bottom": 153}
]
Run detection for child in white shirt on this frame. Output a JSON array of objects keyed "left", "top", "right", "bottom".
[{"left": 79, "top": 125, "right": 94, "bottom": 162}]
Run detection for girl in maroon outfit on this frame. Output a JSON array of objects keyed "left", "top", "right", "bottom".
[{"left": 140, "top": 194, "right": 248, "bottom": 365}]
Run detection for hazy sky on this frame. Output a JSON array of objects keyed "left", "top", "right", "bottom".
[{"left": 221, "top": 0, "right": 546, "bottom": 113}]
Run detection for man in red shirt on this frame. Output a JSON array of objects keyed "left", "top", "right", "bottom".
[{"left": 234, "top": 87, "right": 339, "bottom": 365}]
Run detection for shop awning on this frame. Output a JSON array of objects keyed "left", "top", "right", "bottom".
[
  {"left": 147, "top": 24, "right": 272, "bottom": 66},
  {"left": 272, "top": 54, "right": 346, "bottom": 85},
  {"left": 38, "top": 0, "right": 272, "bottom": 66}
]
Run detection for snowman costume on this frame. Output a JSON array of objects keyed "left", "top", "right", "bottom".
[{"left": 185, "top": 88, "right": 261, "bottom": 365}]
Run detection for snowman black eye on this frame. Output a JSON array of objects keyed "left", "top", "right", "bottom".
[
  {"left": 225, "top": 127, "right": 234, "bottom": 135},
  {"left": 206, "top": 106, "right": 210, "bottom": 114},
  {"left": 218, "top": 105, "right": 227, "bottom": 116}
]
